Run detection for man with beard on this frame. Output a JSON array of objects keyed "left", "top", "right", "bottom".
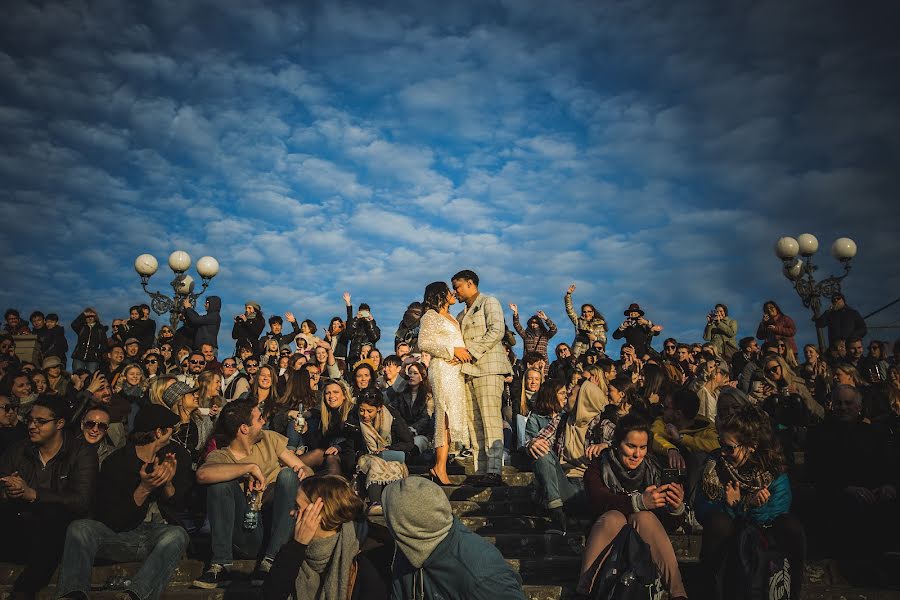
[{"left": 0, "top": 396, "right": 98, "bottom": 596}]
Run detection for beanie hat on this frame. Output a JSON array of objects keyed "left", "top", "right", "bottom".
[{"left": 382, "top": 476, "right": 453, "bottom": 568}]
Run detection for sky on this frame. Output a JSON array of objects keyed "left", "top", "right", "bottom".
[{"left": 1, "top": 0, "right": 899, "bottom": 358}]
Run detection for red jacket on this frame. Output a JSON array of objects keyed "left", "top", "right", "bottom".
[{"left": 756, "top": 313, "right": 797, "bottom": 355}]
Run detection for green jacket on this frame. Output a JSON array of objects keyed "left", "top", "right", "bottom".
[
  {"left": 391, "top": 518, "right": 525, "bottom": 600},
  {"left": 703, "top": 317, "right": 738, "bottom": 357}
]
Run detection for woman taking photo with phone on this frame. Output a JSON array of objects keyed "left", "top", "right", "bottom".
[{"left": 580, "top": 414, "right": 687, "bottom": 599}]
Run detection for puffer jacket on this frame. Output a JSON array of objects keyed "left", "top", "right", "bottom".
[{"left": 71, "top": 313, "right": 109, "bottom": 363}]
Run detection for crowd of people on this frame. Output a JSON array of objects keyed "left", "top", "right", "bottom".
[{"left": 0, "top": 278, "right": 898, "bottom": 600}]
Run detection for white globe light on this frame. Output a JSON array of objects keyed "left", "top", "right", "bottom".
[
  {"left": 175, "top": 274, "right": 195, "bottom": 295},
  {"left": 168, "top": 251, "right": 192, "bottom": 273},
  {"left": 831, "top": 237, "right": 857, "bottom": 261},
  {"left": 134, "top": 254, "right": 158, "bottom": 277},
  {"left": 782, "top": 258, "right": 803, "bottom": 281},
  {"left": 774, "top": 237, "right": 799, "bottom": 260},
  {"left": 196, "top": 256, "right": 220, "bottom": 278},
  {"left": 796, "top": 233, "right": 819, "bottom": 257}
]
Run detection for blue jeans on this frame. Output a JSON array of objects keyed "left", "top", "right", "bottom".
[
  {"left": 376, "top": 450, "right": 406, "bottom": 463},
  {"left": 207, "top": 467, "right": 298, "bottom": 565},
  {"left": 533, "top": 451, "right": 584, "bottom": 510},
  {"left": 286, "top": 425, "right": 305, "bottom": 451},
  {"left": 56, "top": 519, "right": 189, "bottom": 600},
  {"left": 71, "top": 359, "right": 100, "bottom": 373}
]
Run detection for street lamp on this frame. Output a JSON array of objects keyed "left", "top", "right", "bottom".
[
  {"left": 134, "top": 251, "right": 220, "bottom": 330},
  {"left": 774, "top": 234, "right": 857, "bottom": 351}
]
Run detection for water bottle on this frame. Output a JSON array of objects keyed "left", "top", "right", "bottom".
[{"left": 244, "top": 489, "right": 262, "bottom": 530}]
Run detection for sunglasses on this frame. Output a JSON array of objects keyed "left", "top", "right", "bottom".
[
  {"left": 144, "top": 359, "right": 158, "bottom": 364},
  {"left": 222, "top": 363, "right": 237, "bottom": 368},
  {"left": 189, "top": 359, "right": 206, "bottom": 365},
  {"left": 719, "top": 440, "right": 742, "bottom": 454},
  {"left": 82, "top": 420, "right": 110, "bottom": 432},
  {"left": 246, "top": 363, "right": 259, "bottom": 368},
  {"left": 665, "top": 345, "right": 676, "bottom": 349},
  {"left": 766, "top": 365, "right": 781, "bottom": 373}
]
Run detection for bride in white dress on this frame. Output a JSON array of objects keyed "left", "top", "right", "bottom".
[{"left": 417, "top": 281, "right": 472, "bottom": 485}]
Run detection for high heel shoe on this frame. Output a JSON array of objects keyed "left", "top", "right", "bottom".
[{"left": 429, "top": 468, "right": 453, "bottom": 486}]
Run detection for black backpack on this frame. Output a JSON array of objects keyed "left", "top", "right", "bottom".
[
  {"left": 715, "top": 520, "right": 791, "bottom": 600},
  {"left": 588, "top": 524, "right": 663, "bottom": 600}
]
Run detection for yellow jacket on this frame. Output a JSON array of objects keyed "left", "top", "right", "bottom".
[{"left": 651, "top": 416, "right": 720, "bottom": 455}]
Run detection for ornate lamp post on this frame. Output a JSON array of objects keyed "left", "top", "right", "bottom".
[
  {"left": 134, "top": 251, "right": 220, "bottom": 331},
  {"left": 774, "top": 234, "right": 857, "bottom": 351}
]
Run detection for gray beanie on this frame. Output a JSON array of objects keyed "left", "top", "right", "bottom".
[{"left": 382, "top": 476, "right": 453, "bottom": 568}]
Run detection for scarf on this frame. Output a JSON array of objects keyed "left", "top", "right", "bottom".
[
  {"left": 295, "top": 520, "right": 367, "bottom": 600},
  {"left": 360, "top": 410, "right": 393, "bottom": 453},
  {"left": 562, "top": 378, "right": 608, "bottom": 477},
  {"left": 701, "top": 454, "right": 774, "bottom": 511},
  {"left": 357, "top": 454, "right": 408, "bottom": 487},
  {"left": 120, "top": 382, "right": 145, "bottom": 399},
  {"left": 598, "top": 447, "right": 661, "bottom": 494}
]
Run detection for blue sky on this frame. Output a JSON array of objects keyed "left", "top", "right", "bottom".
[{"left": 1, "top": 0, "right": 898, "bottom": 357}]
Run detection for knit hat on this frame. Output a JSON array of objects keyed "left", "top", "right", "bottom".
[
  {"left": 245, "top": 301, "right": 261, "bottom": 312},
  {"left": 382, "top": 476, "right": 453, "bottom": 568},
  {"left": 161, "top": 381, "right": 198, "bottom": 408}
]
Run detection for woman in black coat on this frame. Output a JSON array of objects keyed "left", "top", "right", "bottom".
[{"left": 231, "top": 301, "right": 265, "bottom": 353}]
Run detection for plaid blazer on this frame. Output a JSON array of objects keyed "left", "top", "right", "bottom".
[{"left": 457, "top": 293, "right": 513, "bottom": 377}]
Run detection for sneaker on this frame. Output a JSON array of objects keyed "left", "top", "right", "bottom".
[
  {"left": 251, "top": 557, "right": 274, "bottom": 587},
  {"left": 193, "top": 564, "right": 231, "bottom": 589},
  {"left": 547, "top": 507, "right": 567, "bottom": 536}
]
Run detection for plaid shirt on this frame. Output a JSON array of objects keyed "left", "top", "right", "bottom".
[
  {"left": 531, "top": 410, "right": 568, "bottom": 457},
  {"left": 512, "top": 313, "right": 557, "bottom": 364}
]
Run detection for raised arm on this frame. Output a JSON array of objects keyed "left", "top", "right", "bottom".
[{"left": 564, "top": 285, "right": 578, "bottom": 327}]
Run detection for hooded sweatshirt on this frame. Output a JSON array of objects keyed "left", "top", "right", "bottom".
[
  {"left": 183, "top": 295, "right": 222, "bottom": 350},
  {"left": 651, "top": 416, "right": 720, "bottom": 455},
  {"left": 384, "top": 477, "right": 525, "bottom": 600}
]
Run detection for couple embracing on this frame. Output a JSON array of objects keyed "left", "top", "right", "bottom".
[{"left": 417, "top": 270, "right": 511, "bottom": 487}]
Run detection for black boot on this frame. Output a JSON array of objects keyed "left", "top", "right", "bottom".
[{"left": 548, "top": 507, "right": 567, "bottom": 536}]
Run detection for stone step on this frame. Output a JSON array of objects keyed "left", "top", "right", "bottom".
[
  {"left": 430, "top": 472, "right": 535, "bottom": 486},
  {"left": 0, "top": 583, "right": 562, "bottom": 600},
  {"left": 441, "top": 484, "right": 533, "bottom": 501}
]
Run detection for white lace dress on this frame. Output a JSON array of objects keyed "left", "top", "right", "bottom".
[{"left": 417, "top": 309, "right": 470, "bottom": 449}]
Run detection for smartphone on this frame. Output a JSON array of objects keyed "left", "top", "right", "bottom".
[
  {"left": 359, "top": 310, "right": 370, "bottom": 319},
  {"left": 661, "top": 468, "right": 681, "bottom": 486}
]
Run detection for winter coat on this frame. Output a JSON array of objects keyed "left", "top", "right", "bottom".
[
  {"left": 384, "top": 380, "right": 434, "bottom": 438},
  {"left": 38, "top": 325, "right": 69, "bottom": 360},
  {"left": 126, "top": 318, "right": 156, "bottom": 350},
  {"left": 183, "top": 295, "right": 222, "bottom": 350},
  {"left": 755, "top": 313, "right": 798, "bottom": 355},
  {"left": 651, "top": 416, "right": 720, "bottom": 455},
  {"left": 391, "top": 518, "right": 525, "bottom": 600},
  {"left": 512, "top": 313, "right": 557, "bottom": 369},
  {"left": 256, "top": 320, "right": 300, "bottom": 354},
  {"left": 345, "top": 313, "right": 381, "bottom": 363},
  {"left": 71, "top": 313, "right": 109, "bottom": 363},
  {"left": 703, "top": 317, "right": 738, "bottom": 358},
  {"left": 814, "top": 306, "right": 867, "bottom": 347},
  {"left": 564, "top": 292, "right": 606, "bottom": 358},
  {"left": 694, "top": 452, "right": 792, "bottom": 526},
  {"left": 232, "top": 313, "right": 266, "bottom": 352}
]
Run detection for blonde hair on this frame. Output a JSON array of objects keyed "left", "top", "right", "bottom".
[
  {"left": 149, "top": 375, "right": 177, "bottom": 407},
  {"left": 197, "top": 370, "right": 223, "bottom": 409},
  {"left": 298, "top": 475, "right": 364, "bottom": 531},
  {"left": 320, "top": 379, "right": 354, "bottom": 431}
]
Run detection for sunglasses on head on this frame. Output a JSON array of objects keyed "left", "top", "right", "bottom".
[{"left": 82, "top": 420, "right": 109, "bottom": 432}]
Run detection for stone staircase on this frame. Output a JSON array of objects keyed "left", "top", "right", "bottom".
[{"left": 2, "top": 457, "right": 898, "bottom": 599}]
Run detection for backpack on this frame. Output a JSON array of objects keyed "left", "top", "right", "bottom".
[
  {"left": 715, "top": 520, "right": 791, "bottom": 600},
  {"left": 588, "top": 524, "right": 664, "bottom": 600}
]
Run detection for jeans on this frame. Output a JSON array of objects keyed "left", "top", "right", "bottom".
[
  {"left": 57, "top": 519, "right": 189, "bottom": 600},
  {"left": 533, "top": 451, "right": 584, "bottom": 510},
  {"left": 72, "top": 359, "right": 100, "bottom": 373},
  {"left": 376, "top": 450, "right": 406, "bottom": 463},
  {"left": 286, "top": 425, "right": 306, "bottom": 451},
  {"left": 207, "top": 467, "right": 299, "bottom": 565}
]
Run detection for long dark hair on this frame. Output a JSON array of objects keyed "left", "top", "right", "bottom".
[
  {"left": 718, "top": 404, "right": 787, "bottom": 475},
  {"left": 423, "top": 282, "right": 451, "bottom": 312},
  {"left": 280, "top": 369, "right": 317, "bottom": 412}
]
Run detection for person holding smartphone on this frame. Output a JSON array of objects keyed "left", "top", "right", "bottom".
[{"left": 580, "top": 414, "right": 687, "bottom": 599}]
